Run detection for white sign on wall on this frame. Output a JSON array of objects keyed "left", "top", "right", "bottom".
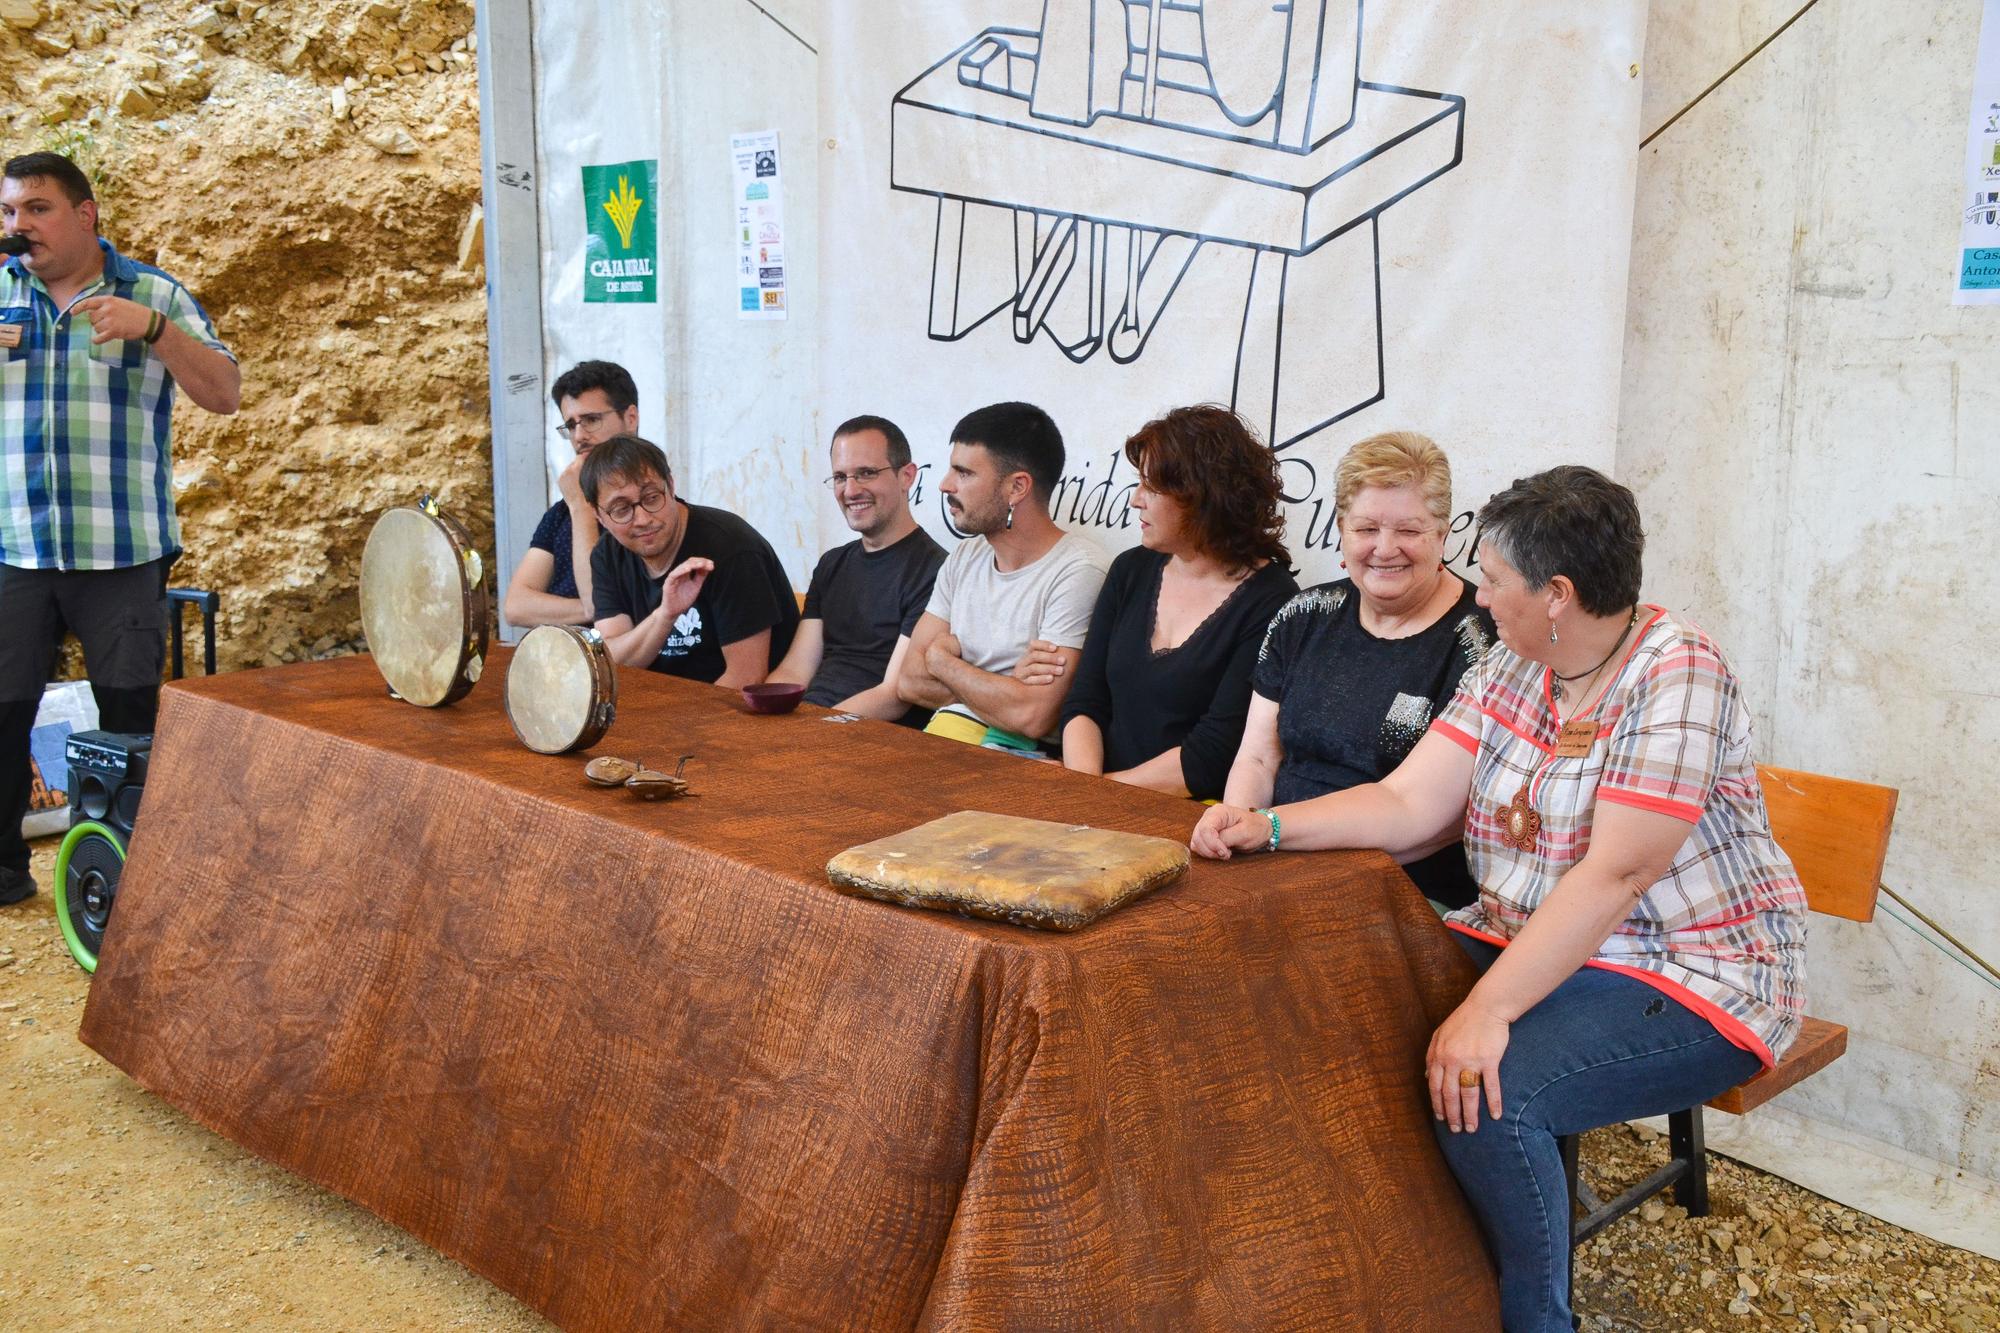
[
  {"left": 1955, "top": 0, "right": 2000, "bottom": 305},
  {"left": 733, "top": 130, "right": 791, "bottom": 320}
]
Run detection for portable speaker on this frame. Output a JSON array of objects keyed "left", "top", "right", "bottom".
[
  {"left": 57, "top": 732, "right": 152, "bottom": 975},
  {"left": 54, "top": 592, "right": 210, "bottom": 975},
  {"left": 65, "top": 730, "right": 152, "bottom": 842}
]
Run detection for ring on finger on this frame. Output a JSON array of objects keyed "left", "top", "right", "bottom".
[{"left": 1457, "top": 1068, "right": 1481, "bottom": 1089}]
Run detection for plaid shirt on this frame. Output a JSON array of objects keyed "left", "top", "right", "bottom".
[
  {"left": 0, "top": 238, "right": 234, "bottom": 570},
  {"left": 1431, "top": 607, "right": 1808, "bottom": 1066}
]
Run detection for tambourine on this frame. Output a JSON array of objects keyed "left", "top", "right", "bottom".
[
  {"left": 505, "top": 624, "right": 617, "bottom": 754},
  {"left": 358, "top": 495, "right": 490, "bottom": 707}
]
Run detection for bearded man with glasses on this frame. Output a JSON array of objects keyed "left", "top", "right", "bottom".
[
  {"left": 764, "top": 415, "right": 945, "bottom": 724},
  {"left": 502, "top": 360, "right": 641, "bottom": 628},
  {"left": 578, "top": 434, "right": 798, "bottom": 688}
]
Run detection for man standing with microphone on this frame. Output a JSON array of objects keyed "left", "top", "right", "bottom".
[{"left": 0, "top": 151, "right": 240, "bottom": 907}]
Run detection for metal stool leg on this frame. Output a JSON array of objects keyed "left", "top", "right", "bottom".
[
  {"left": 1669, "top": 1107, "right": 1710, "bottom": 1216},
  {"left": 1562, "top": 1131, "right": 1582, "bottom": 1316}
]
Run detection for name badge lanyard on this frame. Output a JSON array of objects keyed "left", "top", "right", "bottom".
[{"left": 1497, "top": 678, "right": 1628, "bottom": 855}]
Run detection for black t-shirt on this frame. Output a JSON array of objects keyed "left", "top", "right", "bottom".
[
  {"left": 1059, "top": 548, "right": 1298, "bottom": 801},
  {"left": 1251, "top": 576, "right": 1494, "bottom": 906},
  {"left": 527, "top": 500, "right": 579, "bottom": 599},
  {"left": 590, "top": 501, "right": 800, "bottom": 683},
  {"left": 801, "top": 527, "right": 946, "bottom": 709}
]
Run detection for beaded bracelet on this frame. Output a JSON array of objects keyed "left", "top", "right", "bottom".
[{"left": 1254, "top": 807, "right": 1281, "bottom": 852}]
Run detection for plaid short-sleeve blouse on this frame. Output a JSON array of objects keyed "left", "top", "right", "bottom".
[{"left": 1431, "top": 607, "right": 1808, "bottom": 1066}]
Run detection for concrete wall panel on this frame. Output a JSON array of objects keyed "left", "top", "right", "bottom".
[{"left": 1622, "top": 0, "right": 2000, "bottom": 1252}]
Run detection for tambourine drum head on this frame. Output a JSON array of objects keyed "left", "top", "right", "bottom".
[
  {"left": 360, "top": 507, "right": 468, "bottom": 707},
  {"left": 507, "top": 625, "right": 596, "bottom": 753}
]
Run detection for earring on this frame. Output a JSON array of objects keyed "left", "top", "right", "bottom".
[
  {"left": 1338, "top": 558, "right": 1346, "bottom": 570},
  {"left": 1006, "top": 503, "right": 1015, "bottom": 531},
  {"left": 1548, "top": 624, "right": 1559, "bottom": 644}
]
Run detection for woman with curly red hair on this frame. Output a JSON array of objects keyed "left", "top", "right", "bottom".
[{"left": 1037, "top": 405, "right": 1298, "bottom": 800}]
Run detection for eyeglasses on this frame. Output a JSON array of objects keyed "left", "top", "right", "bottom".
[
  {"left": 599, "top": 487, "right": 669, "bottom": 524},
  {"left": 557, "top": 409, "right": 621, "bottom": 439},
  {"left": 822, "top": 466, "right": 898, "bottom": 489}
]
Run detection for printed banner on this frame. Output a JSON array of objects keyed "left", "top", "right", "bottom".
[
  {"left": 581, "top": 158, "right": 659, "bottom": 304},
  {"left": 1956, "top": 0, "right": 2000, "bottom": 304},
  {"left": 819, "top": 1, "right": 1644, "bottom": 585},
  {"left": 731, "top": 130, "right": 788, "bottom": 319}
]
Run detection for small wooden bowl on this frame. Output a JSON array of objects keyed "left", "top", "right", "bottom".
[{"left": 741, "top": 683, "right": 806, "bottom": 715}]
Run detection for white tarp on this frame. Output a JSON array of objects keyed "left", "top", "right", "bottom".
[
  {"left": 818, "top": 0, "right": 1645, "bottom": 581},
  {"left": 525, "top": 0, "right": 820, "bottom": 577},
  {"left": 519, "top": 0, "right": 1644, "bottom": 580},
  {"left": 530, "top": 2, "right": 672, "bottom": 480}
]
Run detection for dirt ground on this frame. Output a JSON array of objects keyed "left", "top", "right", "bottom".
[
  {"left": 3, "top": 841, "right": 1995, "bottom": 1331},
  {"left": 0, "top": 840, "right": 548, "bottom": 1331}
]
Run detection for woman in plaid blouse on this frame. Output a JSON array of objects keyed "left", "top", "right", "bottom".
[{"left": 1193, "top": 465, "right": 1807, "bottom": 1333}]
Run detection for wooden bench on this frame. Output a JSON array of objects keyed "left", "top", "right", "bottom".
[{"left": 1562, "top": 764, "right": 1899, "bottom": 1246}]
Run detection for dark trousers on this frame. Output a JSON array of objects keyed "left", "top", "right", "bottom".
[{"left": 0, "top": 560, "right": 169, "bottom": 872}]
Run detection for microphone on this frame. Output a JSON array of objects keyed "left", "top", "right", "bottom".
[{"left": 0, "top": 234, "right": 27, "bottom": 257}]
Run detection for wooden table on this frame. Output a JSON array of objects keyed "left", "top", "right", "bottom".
[{"left": 79, "top": 653, "right": 1499, "bottom": 1331}]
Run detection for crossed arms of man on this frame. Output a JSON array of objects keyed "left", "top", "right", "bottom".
[{"left": 896, "top": 612, "right": 1079, "bottom": 739}]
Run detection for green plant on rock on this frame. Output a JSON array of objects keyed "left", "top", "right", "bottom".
[{"left": 37, "top": 123, "right": 121, "bottom": 210}]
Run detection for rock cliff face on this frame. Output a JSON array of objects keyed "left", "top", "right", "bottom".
[{"left": 2, "top": 0, "right": 491, "bottom": 670}]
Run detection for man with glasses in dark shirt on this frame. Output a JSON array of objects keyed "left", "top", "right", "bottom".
[
  {"left": 501, "top": 359, "right": 638, "bottom": 629},
  {"left": 767, "top": 415, "right": 945, "bottom": 723},
  {"left": 580, "top": 434, "right": 798, "bottom": 688}
]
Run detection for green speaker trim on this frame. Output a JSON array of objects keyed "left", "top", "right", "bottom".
[{"left": 54, "top": 820, "right": 125, "bottom": 975}]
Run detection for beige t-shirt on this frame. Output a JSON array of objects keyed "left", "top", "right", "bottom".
[{"left": 924, "top": 530, "right": 1110, "bottom": 738}]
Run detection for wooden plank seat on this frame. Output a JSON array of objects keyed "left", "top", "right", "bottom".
[
  {"left": 1708, "top": 1014, "right": 1847, "bottom": 1115},
  {"left": 1563, "top": 765, "right": 1898, "bottom": 1250}
]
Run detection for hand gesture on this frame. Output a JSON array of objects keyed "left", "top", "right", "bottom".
[
  {"left": 659, "top": 557, "right": 714, "bottom": 620},
  {"left": 1012, "top": 639, "right": 1066, "bottom": 686},
  {"left": 556, "top": 453, "right": 586, "bottom": 509},
  {"left": 72, "top": 295, "right": 161, "bottom": 345},
  {"left": 1425, "top": 999, "right": 1510, "bottom": 1132},
  {"left": 1190, "top": 803, "right": 1270, "bottom": 860}
]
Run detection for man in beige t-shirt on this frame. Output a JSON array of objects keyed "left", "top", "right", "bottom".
[{"left": 898, "top": 402, "right": 1109, "bottom": 750}]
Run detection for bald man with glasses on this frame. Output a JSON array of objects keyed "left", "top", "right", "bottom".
[{"left": 579, "top": 433, "right": 798, "bottom": 688}]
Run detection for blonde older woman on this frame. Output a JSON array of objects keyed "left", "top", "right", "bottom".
[{"left": 1215, "top": 431, "right": 1492, "bottom": 907}]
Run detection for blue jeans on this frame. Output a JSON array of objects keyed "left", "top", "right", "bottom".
[{"left": 1436, "top": 937, "right": 1762, "bottom": 1333}]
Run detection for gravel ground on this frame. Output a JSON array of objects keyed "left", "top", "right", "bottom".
[
  {"left": 3, "top": 835, "right": 1993, "bottom": 1330},
  {"left": 1575, "top": 1126, "right": 1999, "bottom": 1332}
]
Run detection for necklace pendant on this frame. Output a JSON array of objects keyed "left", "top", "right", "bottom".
[{"left": 1500, "top": 784, "right": 1541, "bottom": 853}]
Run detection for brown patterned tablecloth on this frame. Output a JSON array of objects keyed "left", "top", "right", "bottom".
[{"left": 79, "top": 652, "right": 1500, "bottom": 1331}]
